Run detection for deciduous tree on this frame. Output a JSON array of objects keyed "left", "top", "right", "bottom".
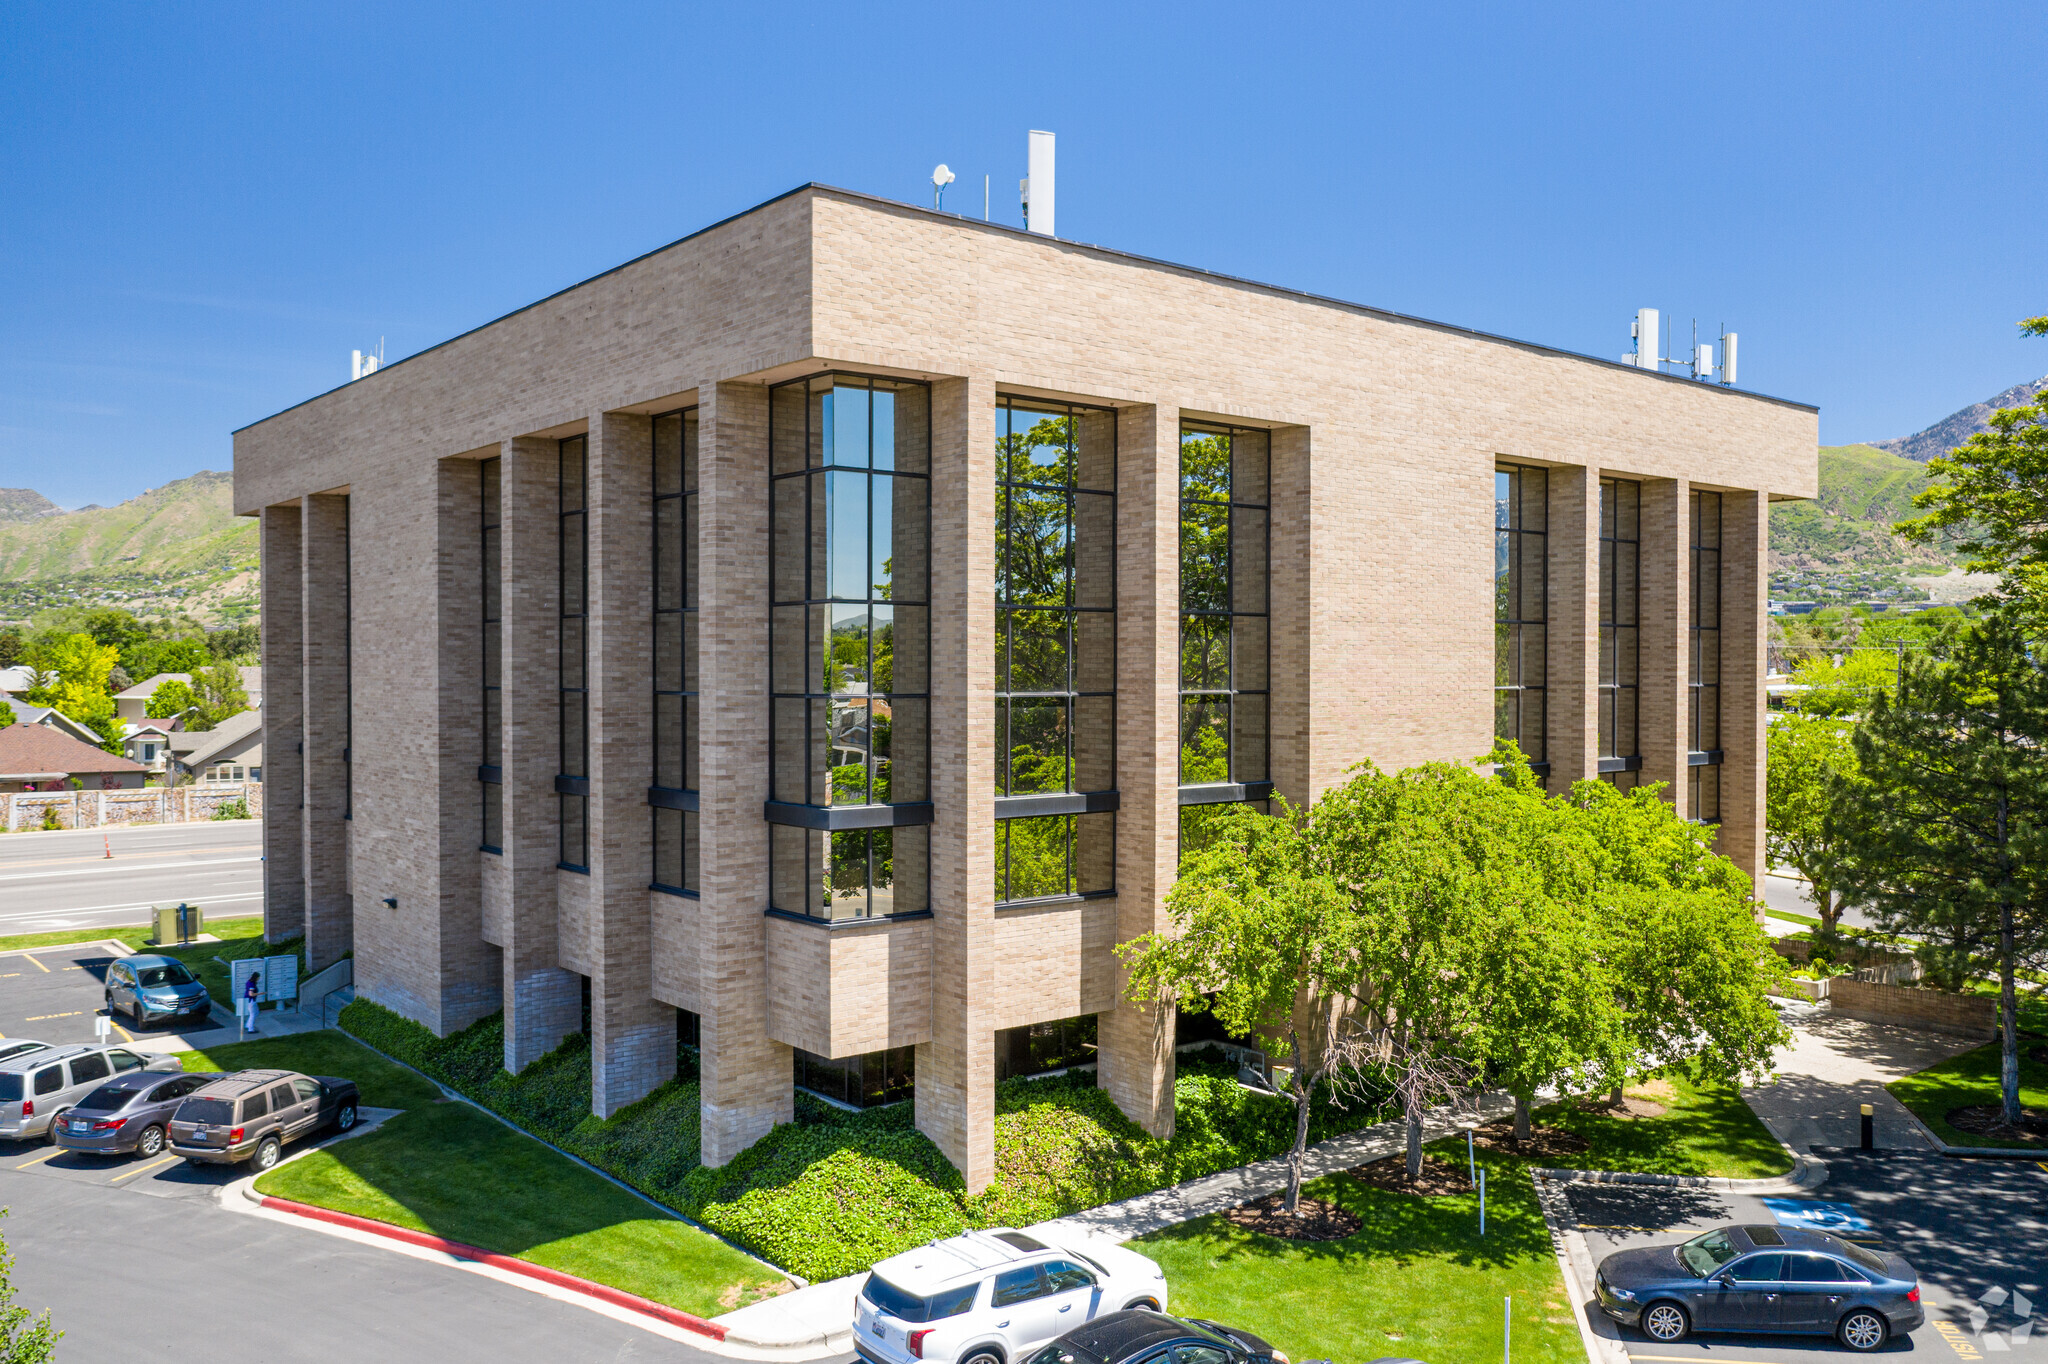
[
  {"left": 0, "top": 1208, "right": 59, "bottom": 1362},
  {"left": 1766, "top": 713, "right": 1863, "bottom": 937}
]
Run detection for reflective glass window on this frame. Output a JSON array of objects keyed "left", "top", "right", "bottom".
[
  {"left": 652, "top": 409, "right": 701, "bottom": 893},
  {"left": 1495, "top": 465, "right": 1547, "bottom": 767}
]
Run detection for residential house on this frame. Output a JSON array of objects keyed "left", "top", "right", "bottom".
[
  {"left": 173, "top": 709, "right": 263, "bottom": 785},
  {"left": 0, "top": 723, "right": 147, "bottom": 793},
  {"left": 114, "top": 667, "right": 264, "bottom": 726},
  {"left": 0, "top": 700, "right": 105, "bottom": 747}
]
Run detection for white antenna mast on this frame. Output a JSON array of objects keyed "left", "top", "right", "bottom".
[{"left": 1023, "top": 130, "right": 1055, "bottom": 237}]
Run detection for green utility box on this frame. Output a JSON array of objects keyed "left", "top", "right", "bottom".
[{"left": 150, "top": 902, "right": 204, "bottom": 947}]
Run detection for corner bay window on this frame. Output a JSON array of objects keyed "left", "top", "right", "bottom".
[
  {"left": 1598, "top": 477, "right": 1640, "bottom": 789},
  {"left": 995, "top": 396, "right": 1116, "bottom": 904},
  {"left": 559, "top": 435, "right": 589, "bottom": 869},
  {"left": 1690, "top": 490, "right": 1722, "bottom": 822},
  {"left": 768, "top": 374, "right": 931, "bottom": 920},
  {"left": 651, "top": 408, "right": 700, "bottom": 893},
  {"left": 1495, "top": 465, "right": 1547, "bottom": 770}
]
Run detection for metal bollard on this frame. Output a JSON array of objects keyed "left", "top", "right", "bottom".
[{"left": 1860, "top": 1102, "right": 1874, "bottom": 1150}]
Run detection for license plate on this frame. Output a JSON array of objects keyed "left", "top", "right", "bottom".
[
  {"left": 193, "top": 1127, "right": 209, "bottom": 1139},
  {"left": 70, "top": 1120, "right": 88, "bottom": 1133}
]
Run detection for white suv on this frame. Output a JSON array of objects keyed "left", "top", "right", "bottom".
[{"left": 854, "top": 1228, "right": 1169, "bottom": 1364}]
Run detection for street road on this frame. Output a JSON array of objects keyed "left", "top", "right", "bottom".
[
  {"left": 0, "top": 1154, "right": 734, "bottom": 1362},
  {"left": 0, "top": 820, "right": 262, "bottom": 936},
  {"left": 1761, "top": 872, "right": 1878, "bottom": 933}
]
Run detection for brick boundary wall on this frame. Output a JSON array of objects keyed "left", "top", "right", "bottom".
[
  {"left": 1772, "top": 936, "right": 1922, "bottom": 984},
  {"left": 1828, "top": 977, "right": 1997, "bottom": 1039},
  {"left": 1, "top": 782, "right": 264, "bottom": 832}
]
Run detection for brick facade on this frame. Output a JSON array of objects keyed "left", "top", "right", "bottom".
[{"left": 236, "top": 184, "right": 1814, "bottom": 1192}]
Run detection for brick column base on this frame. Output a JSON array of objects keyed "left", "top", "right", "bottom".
[{"left": 505, "top": 966, "right": 581, "bottom": 1073}]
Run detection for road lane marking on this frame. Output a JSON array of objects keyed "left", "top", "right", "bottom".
[
  {"left": 25, "top": 956, "right": 48, "bottom": 973},
  {"left": 0, "top": 892, "right": 263, "bottom": 924},
  {"left": 24, "top": 1012, "right": 84, "bottom": 1022},
  {"left": 1933, "top": 1319, "right": 1982, "bottom": 1359},
  {"left": 0, "top": 844, "right": 261, "bottom": 871},
  {"left": 14, "top": 1149, "right": 61, "bottom": 1170},
  {"left": 0, "top": 856, "right": 262, "bottom": 884},
  {"left": 109, "top": 1153, "right": 180, "bottom": 1183},
  {"left": 112, "top": 1021, "right": 134, "bottom": 1043}
]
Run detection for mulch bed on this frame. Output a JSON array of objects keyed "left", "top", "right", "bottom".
[
  {"left": 1471, "top": 1121, "right": 1593, "bottom": 1160},
  {"left": 1346, "top": 1154, "right": 1471, "bottom": 1196},
  {"left": 1225, "top": 1193, "right": 1364, "bottom": 1240},
  {"left": 1945, "top": 1104, "right": 2048, "bottom": 1146},
  {"left": 1573, "top": 1095, "right": 1668, "bottom": 1119}
]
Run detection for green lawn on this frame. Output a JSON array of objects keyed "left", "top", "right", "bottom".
[
  {"left": 1886, "top": 1041, "right": 2048, "bottom": 1148},
  {"left": 1532, "top": 1071, "right": 1792, "bottom": 1179},
  {"left": 172, "top": 1032, "right": 790, "bottom": 1317},
  {"left": 1138, "top": 1144, "right": 1579, "bottom": 1364}
]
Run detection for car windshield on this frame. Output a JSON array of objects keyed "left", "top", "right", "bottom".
[
  {"left": 0, "top": 1076, "right": 19, "bottom": 1103},
  {"left": 136, "top": 964, "right": 196, "bottom": 988},
  {"left": 1678, "top": 1230, "right": 1743, "bottom": 1278},
  {"left": 176, "top": 1098, "right": 234, "bottom": 1126},
  {"left": 1837, "top": 1242, "right": 1889, "bottom": 1276},
  {"left": 74, "top": 1084, "right": 139, "bottom": 1112},
  {"left": 860, "top": 1274, "right": 978, "bottom": 1323},
  {"left": 1025, "top": 1346, "right": 1097, "bottom": 1364}
]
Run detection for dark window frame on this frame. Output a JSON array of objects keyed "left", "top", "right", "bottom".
[
  {"left": 1178, "top": 420, "right": 1271, "bottom": 791},
  {"left": 651, "top": 407, "right": 701, "bottom": 896},
  {"left": 558, "top": 434, "right": 590, "bottom": 872},
  {"left": 1598, "top": 477, "right": 1642, "bottom": 786},
  {"left": 1495, "top": 464, "right": 1548, "bottom": 770},
  {"left": 1690, "top": 488, "right": 1723, "bottom": 823},
  {"left": 480, "top": 456, "right": 503, "bottom": 853}
]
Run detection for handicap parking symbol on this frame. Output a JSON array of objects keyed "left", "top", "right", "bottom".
[{"left": 1760, "top": 1198, "right": 1874, "bottom": 1235}]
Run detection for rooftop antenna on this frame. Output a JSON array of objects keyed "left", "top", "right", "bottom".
[
  {"left": 350, "top": 337, "right": 387, "bottom": 381},
  {"left": 931, "top": 163, "right": 955, "bottom": 211},
  {"left": 983, "top": 173, "right": 989, "bottom": 221},
  {"left": 1720, "top": 327, "right": 1739, "bottom": 386},
  {"left": 1022, "top": 130, "right": 1055, "bottom": 237}
]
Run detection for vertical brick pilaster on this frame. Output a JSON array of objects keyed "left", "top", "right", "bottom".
[
  {"left": 1546, "top": 465, "right": 1600, "bottom": 793},
  {"left": 261, "top": 503, "right": 306, "bottom": 943},
  {"left": 916, "top": 375, "right": 999, "bottom": 1193},
  {"left": 1270, "top": 424, "right": 1312, "bottom": 801},
  {"left": 501, "top": 437, "right": 576, "bottom": 1072},
  {"left": 1638, "top": 478, "right": 1689, "bottom": 814},
  {"left": 1715, "top": 489, "right": 1767, "bottom": 891},
  {"left": 697, "top": 381, "right": 792, "bottom": 1165},
  {"left": 587, "top": 411, "right": 673, "bottom": 1116},
  {"left": 1097, "top": 400, "right": 1177, "bottom": 1140},
  {"left": 302, "top": 493, "right": 353, "bottom": 971}
]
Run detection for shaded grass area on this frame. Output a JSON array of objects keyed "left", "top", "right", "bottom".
[
  {"left": 172, "top": 1030, "right": 788, "bottom": 1316},
  {"left": 1887, "top": 1041, "right": 2048, "bottom": 1148},
  {"left": 1138, "top": 1140, "right": 1578, "bottom": 1364},
  {"left": 344, "top": 998, "right": 1398, "bottom": 1283},
  {"left": 1529, "top": 1069, "right": 1792, "bottom": 1179}
]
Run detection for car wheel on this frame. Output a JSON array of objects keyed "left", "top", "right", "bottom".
[
  {"left": 136, "top": 1124, "right": 165, "bottom": 1158},
  {"left": 959, "top": 1349, "right": 1004, "bottom": 1364},
  {"left": 44, "top": 1108, "right": 70, "bottom": 1143},
  {"left": 1123, "top": 1298, "right": 1162, "bottom": 1312},
  {"left": 335, "top": 1103, "right": 358, "bottom": 1132},
  {"left": 1838, "top": 1310, "right": 1889, "bottom": 1352},
  {"left": 1642, "top": 1302, "right": 1690, "bottom": 1343},
  {"left": 251, "top": 1136, "right": 281, "bottom": 1172}
]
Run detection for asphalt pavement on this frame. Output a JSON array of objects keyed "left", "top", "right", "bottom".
[
  {"left": 1568, "top": 1151, "right": 2048, "bottom": 1363},
  {"left": 0, "top": 819, "right": 263, "bottom": 936},
  {"left": 0, "top": 940, "right": 246, "bottom": 1050},
  {"left": 1761, "top": 873, "right": 1879, "bottom": 933}
]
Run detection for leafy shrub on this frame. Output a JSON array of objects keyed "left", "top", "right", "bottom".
[{"left": 211, "top": 799, "right": 250, "bottom": 820}]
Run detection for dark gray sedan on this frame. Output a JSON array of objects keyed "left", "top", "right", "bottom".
[
  {"left": 51, "top": 1071, "right": 213, "bottom": 1158},
  {"left": 1596, "top": 1223, "right": 1923, "bottom": 1351}
]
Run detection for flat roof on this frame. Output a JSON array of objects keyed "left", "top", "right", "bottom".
[{"left": 240, "top": 183, "right": 1817, "bottom": 434}]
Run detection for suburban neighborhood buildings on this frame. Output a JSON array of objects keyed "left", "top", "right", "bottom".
[
  {"left": 232, "top": 184, "right": 1817, "bottom": 1192},
  {"left": 0, "top": 722, "right": 147, "bottom": 793}
]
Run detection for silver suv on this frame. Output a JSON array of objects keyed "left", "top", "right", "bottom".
[{"left": 0, "top": 1044, "right": 182, "bottom": 1141}]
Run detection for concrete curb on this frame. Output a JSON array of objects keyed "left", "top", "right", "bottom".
[
  {"left": 1528, "top": 1169, "right": 1632, "bottom": 1364},
  {"left": 246, "top": 1192, "right": 729, "bottom": 1341},
  {"left": 1887, "top": 1101, "right": 2047, "bottom": 1160},
  {"left": 1530, "top": 1150, "right": 1829, "bottom": 1193}
]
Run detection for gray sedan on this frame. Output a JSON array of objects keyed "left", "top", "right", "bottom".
[
  {"left": 1595, "top": 1223, "right": 1923, "bottom": 1351},
  {"left": 51, "top": 1071, "right": 213, "bottom": 1158}
]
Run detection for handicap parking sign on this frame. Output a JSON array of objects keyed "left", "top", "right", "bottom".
[{"left": 1760, "top": 1198, "right": 1874, "bottom": 1235}]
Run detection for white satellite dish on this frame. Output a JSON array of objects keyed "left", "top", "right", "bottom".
[{"left": 931, "top": 163, "right": 955, "bottom": 209}]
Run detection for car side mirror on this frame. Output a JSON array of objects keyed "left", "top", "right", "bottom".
[{"left": 1715, "top": 1273, "right": 1735, "bottom": 1288}]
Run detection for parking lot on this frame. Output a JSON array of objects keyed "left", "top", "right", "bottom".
[
  {"left": 1567, "top": 1150, "right": 2048, "bottom": 1362},
  {"left": 1, "top": 941, "right": 242, "bottom": 1049}
]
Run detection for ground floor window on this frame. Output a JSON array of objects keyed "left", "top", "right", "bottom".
[
  {"left": 995, "top": 1014, "right": 1098, "bottom": 1082},
  {"left": 794, "top": 1044, "right": 914, "bottom": 1108}
]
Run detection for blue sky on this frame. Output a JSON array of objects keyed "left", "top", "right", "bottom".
[{"left": 5, "top": 2, "right": 2046, "bottom": 508}]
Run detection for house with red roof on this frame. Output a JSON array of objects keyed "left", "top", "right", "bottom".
[{"left": 0, "top": 722, "right": 148, "bottom": 793}]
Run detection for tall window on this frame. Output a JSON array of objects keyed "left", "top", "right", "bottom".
[
  {"left": 481, "top": 457, "right": 503, "bottom": 853},
  {"left": 558, "top": 435, "right": 589, "bottom": 870},
  {"left": 652, "top": 409, "right": 699, "bottom": 893},
  {"left": 1690, "top": 490, "right": 1722, "bottom": 823},
  {"left": 1598, "top": 477, "right": 1640, "bottom": 789},
  {"left": 994, "top": 396, "right": 1116, "bottom": 904},
  {"left": 1179, "top": 422, "right": 1269, "bottom": 789},
  {"left": 768, "top": 374, "right": 931, "bottom": 920},
  {"left": 1495, "top": 465, "right": 1547, "bottom": 770}
]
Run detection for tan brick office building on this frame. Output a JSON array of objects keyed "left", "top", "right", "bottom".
[{"left": 234, "top": 184, "right": 1816, "bottom": 1191}]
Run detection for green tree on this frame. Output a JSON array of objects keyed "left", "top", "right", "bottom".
[
  {"left": 1834, "top": 617, "right": 2048, "bottom": 1127},
  {"left": 0, "top": 628, "right": 22, "bottom": 670},
  {"left": 1767, "top": 714, "right": 1863, "bottom": 937},
  {"left": 1121, "top": 796, "right": 1364, "bottom": 1213},
  {"left": 0, "top": 701, "right": 13, "bottom": 730},
  {"left": 1785, "top": 647, "right": 1900, "bottom": 717},
  {"left": 23, "top": 633, "right": 122, "bottom": 753},
  {"left": 145, "top": 677, "right": 197, "bottom": 720},
  {"left": 190, "top": 662, "right": 251, "bottom": 731},
  {"left": 0, "top": 1208, "right": 60, "bottom": 1361}
]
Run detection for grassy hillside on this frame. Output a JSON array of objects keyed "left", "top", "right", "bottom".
[
  {"left": 1768, "top": 444, "right": 1953, "bottom": 573},
  {"left": 0, "top": 471, "right": 258, "bottom": 625}
]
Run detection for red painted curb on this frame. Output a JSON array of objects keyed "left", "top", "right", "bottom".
[{"left": 257, "top": 1194, "right": 728, "bottom": 1341}]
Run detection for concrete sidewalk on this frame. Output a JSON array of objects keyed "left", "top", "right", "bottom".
[
  {"left": 710, "top": 1091, "right": 1515, "bottom": 1354},
  {"left": 1741, "top": 998, "right": 1979, "bottom": 1151}
]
